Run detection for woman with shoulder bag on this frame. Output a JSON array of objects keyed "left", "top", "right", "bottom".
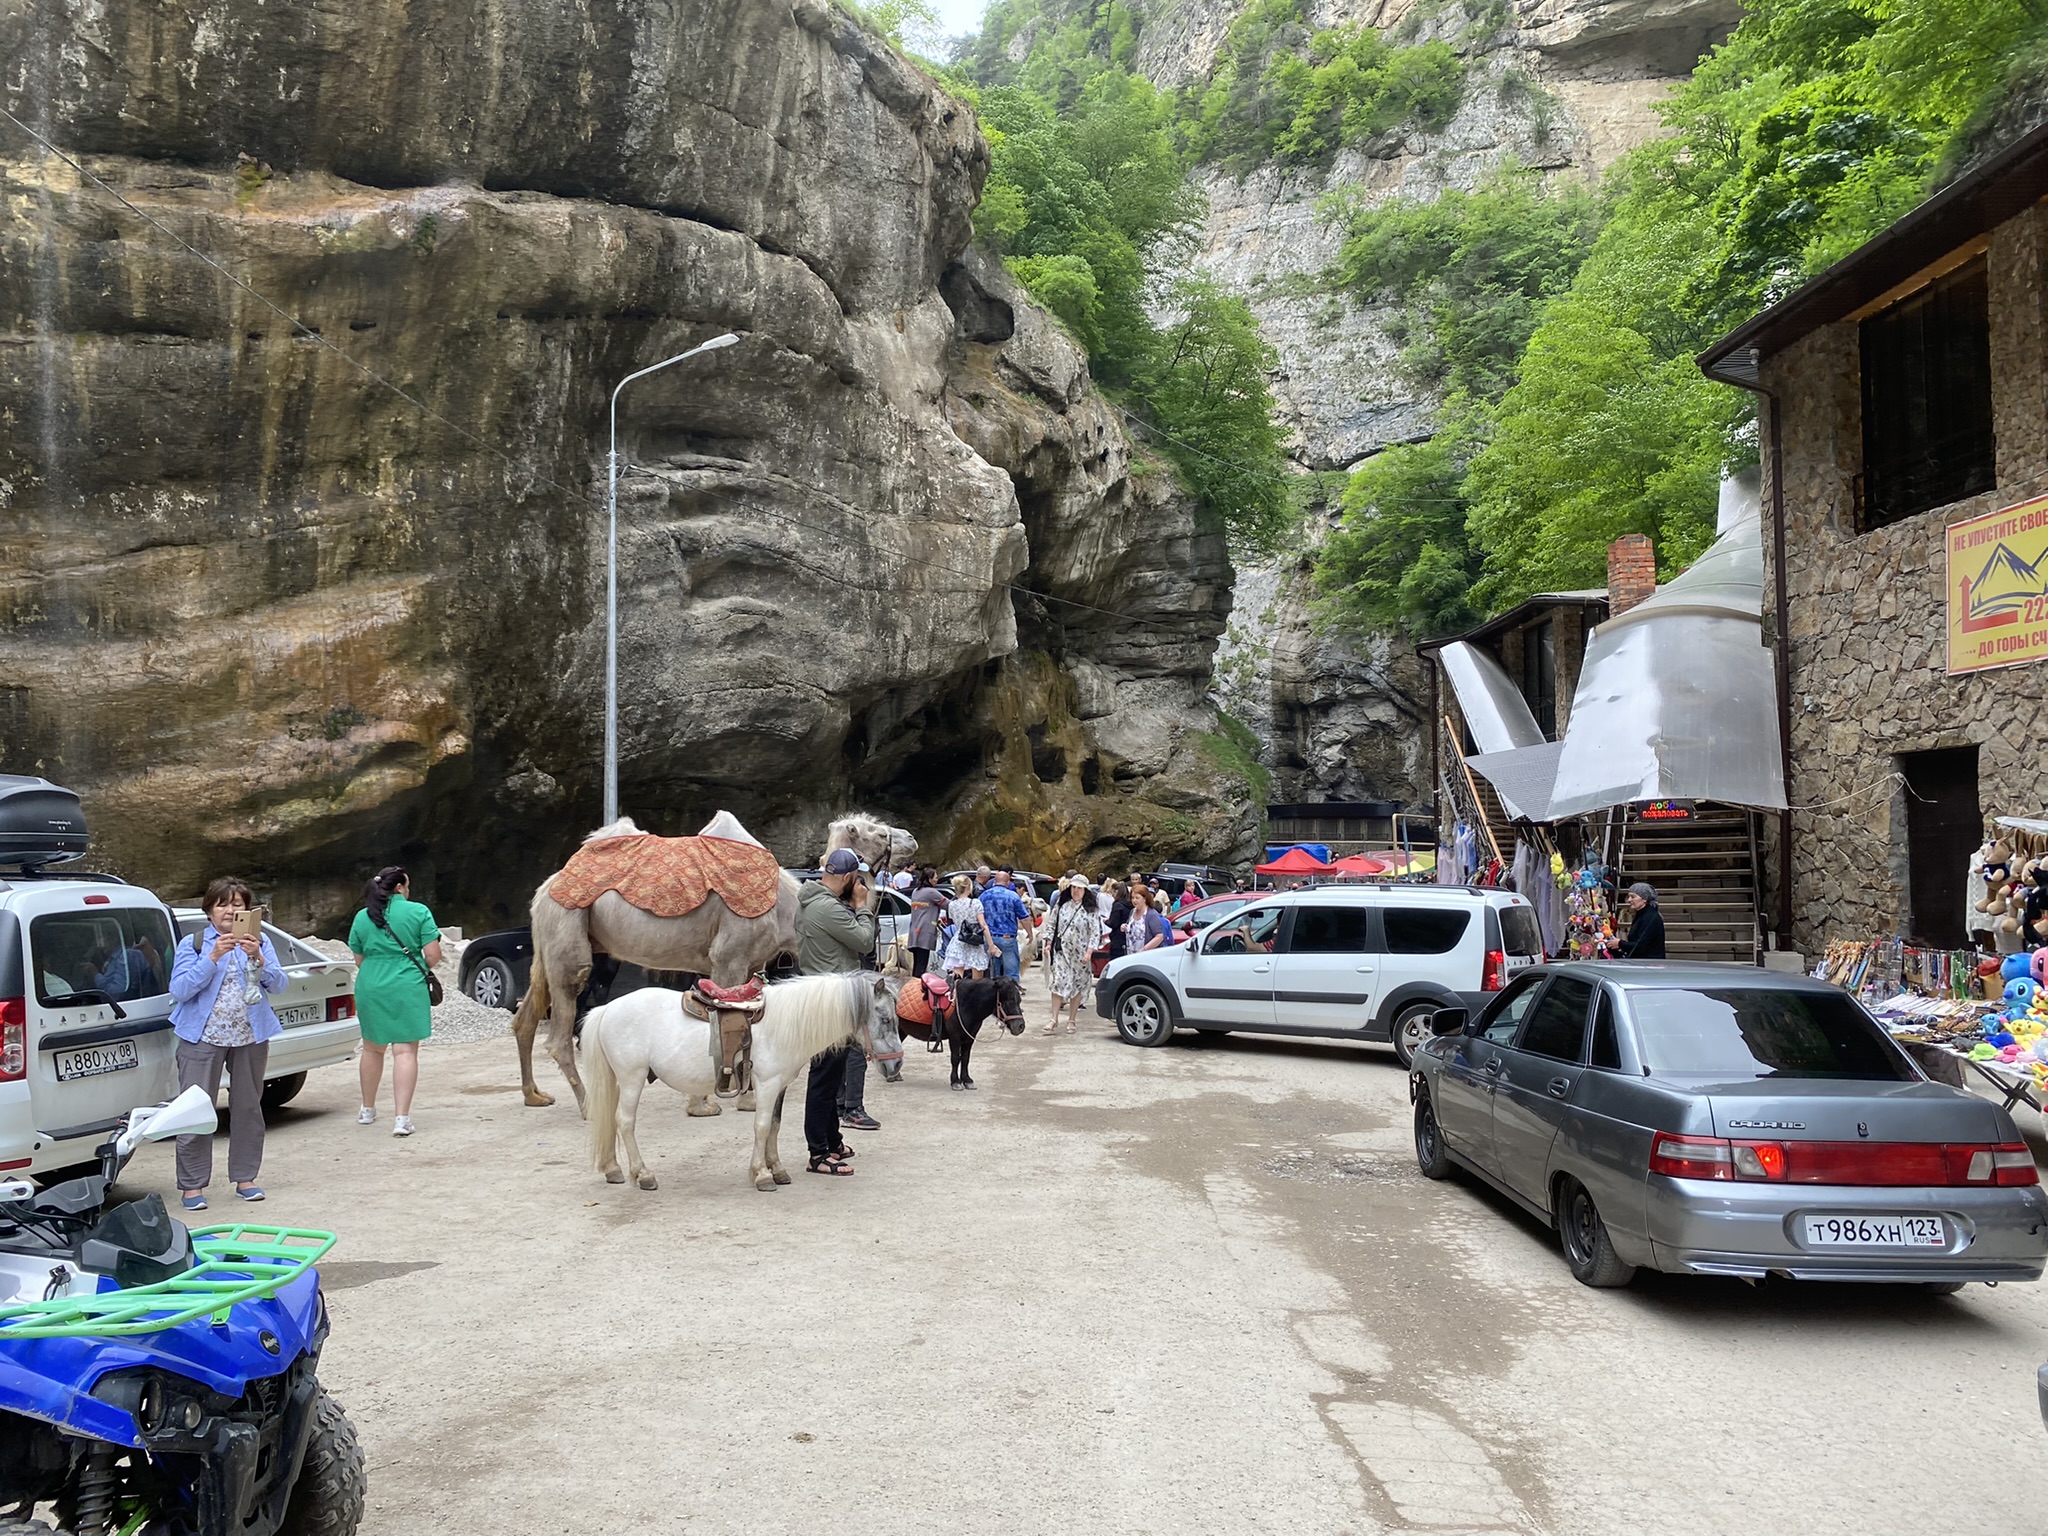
[
  {"left": 349, "top": 865, "right": 443, "bottom": 1136},
  {"left": 167, "top": 876, "right": 287, "bottom": 1210},
  {"left": 941, "top": 873, "right": 995, "bottom": 978}
]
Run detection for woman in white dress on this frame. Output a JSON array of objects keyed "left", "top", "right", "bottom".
[
  {"left": 941, "top": 874, "right": 995, "bottom": 978},
  {"left": 1044, "top": 880, "right": 1104, "bottom": 1034}
]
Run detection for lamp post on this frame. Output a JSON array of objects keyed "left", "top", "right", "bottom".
[{"left": 604, "top": 332, "right": 739, "bottom": 825}]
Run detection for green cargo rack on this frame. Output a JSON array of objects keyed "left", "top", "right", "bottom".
[{"left": 0, "top": 1223, "right": 336, "bottom": 1338}]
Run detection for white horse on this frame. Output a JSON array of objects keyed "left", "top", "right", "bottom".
[{"left": 583, "top": 972, "right": 904, "bottom": 1191}]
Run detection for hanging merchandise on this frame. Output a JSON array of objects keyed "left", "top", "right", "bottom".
[{"left": 1563, "top": 857, "right": 1616, "bottom": 960}]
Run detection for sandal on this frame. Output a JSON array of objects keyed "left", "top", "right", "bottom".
[
  {"left": 806, "top": 1154, "right": 855, "bottom": 1176},
  {"left": 830, "top": 1142, "right": 856, "bottom": 1159},
  {"left": 1041, "top": 1024, "right": 1058, "bottom": 1036}
]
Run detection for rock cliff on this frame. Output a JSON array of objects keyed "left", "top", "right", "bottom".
[
  {"left": 1145, "top": 0, "right": 1735, "bottom": 808},
  {"left": 0, "top": 0, "right": 1257, "bottom": 930}
]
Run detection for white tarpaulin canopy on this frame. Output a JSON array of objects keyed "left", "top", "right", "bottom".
[
  {"left": 1546, "top": 472, "right": 1786, "bottom": 817},
  {"left": 1437, "top": 641, "right": 1546, "bottom": 756}
]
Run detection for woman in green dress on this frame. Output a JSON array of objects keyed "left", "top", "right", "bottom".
[{"left": 348, "top": 866, "right": 442, "bottom": 1137}]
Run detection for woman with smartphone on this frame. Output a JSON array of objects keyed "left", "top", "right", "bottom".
[
  {"left": 348, "top": 866, "right": 442, "bottom": 1137},
  {"left": 166, "top": 876, "right": 287, "bottom": 1210}
]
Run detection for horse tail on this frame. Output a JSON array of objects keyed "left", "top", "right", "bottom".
[{"left": 583, "top": 1004, "right": 619, "bottom": 1171}]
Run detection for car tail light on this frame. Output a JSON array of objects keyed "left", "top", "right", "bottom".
[
  {"left": 1652, "top": 1132, "right": 2043, "bottom": 1187},
  {"left": 326, "top": 994, "right": 356, "bottom": 1022},
  {"left": 0, "top": 997, "right": 24, "bottom": 1082},
  {"left": 1480, "top": 950, "right": 1507, "bottom": 992},
  {"left": 1649, "top": 1132, "right": 1735, "bottom": 1180}
]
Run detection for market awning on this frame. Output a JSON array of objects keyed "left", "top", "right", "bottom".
[
  {"left": 1255, "top": 847, "right": 1331, "bottom": 875},
  {"left": 1464, "top": 740, "right": 1566, "bottom": 823},
  {"left": 1436, "top": 641, "right": 1546, "bottom": 755},
  {"left": 1327, "top": 854, "right": 1391, "bottom": 876},
  {"left": 1547, "top": 472, "right": 1787, "bottom": 818}
]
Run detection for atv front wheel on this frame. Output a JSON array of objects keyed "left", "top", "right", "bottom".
[{"left": 279, "top": 1388, "right": 367, "bottom": 1536}]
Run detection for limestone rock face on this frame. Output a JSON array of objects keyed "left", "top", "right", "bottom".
[
  {"left": 0, "top": 0, "right": 1252, "bottom": 928},
  {"left": 1140, "top": 0, "right": 1730, "bottom": 810}
]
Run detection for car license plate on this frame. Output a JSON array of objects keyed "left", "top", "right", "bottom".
[
  {"left": 277, "top": 1003, "right": 320, "bottom": 1027},
  {"left": 1802, "top": 1213, "right": 1947, "bottom": 1249},
  {"left": 53, "top": 1040, "right": 139, "bottom": 1081}
]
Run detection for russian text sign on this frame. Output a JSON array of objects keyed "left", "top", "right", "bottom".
[{"left": 1946, "top": 492, "right": 2048, "bottom": 674}]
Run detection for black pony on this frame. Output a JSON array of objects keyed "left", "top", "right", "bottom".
[{"left": 943, "top": 976, "right": 1025, "bottom": 1090}]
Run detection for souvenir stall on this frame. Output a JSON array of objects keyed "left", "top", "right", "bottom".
[{"left": 1828, "top": 813, "right": 2048, "bottom": 1122}]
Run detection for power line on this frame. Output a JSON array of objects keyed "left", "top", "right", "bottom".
[{"left": 0, "top": 103, "right": 1204, "bottom": 638}]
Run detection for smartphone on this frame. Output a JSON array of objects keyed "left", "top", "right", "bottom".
[{"left": 226, "top": 908, "right": 263, "bottom": 940}]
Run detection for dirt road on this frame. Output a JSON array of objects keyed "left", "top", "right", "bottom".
[{"left": 133, "top": 989, "right": 2044, "bottom": 1534}]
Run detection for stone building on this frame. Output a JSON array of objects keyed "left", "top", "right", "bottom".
[{"left": 1700, "top": 121, "right": 2048, "bottom": 954}]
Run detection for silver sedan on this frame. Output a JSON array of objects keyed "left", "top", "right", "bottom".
[{"left": 1408, "top": 962, "right": 2048, "bottom": 1289}]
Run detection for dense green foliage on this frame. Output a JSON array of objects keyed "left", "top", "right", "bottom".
[
  {"left": 1177, "top": 0, "right": 1465, "bottom": 172},
  {"left": 1318, "top": 0, "right": 2048, "bottom": 631},
  {"left": 955, "top": 6, "right": 1293, "bottom": 546}
]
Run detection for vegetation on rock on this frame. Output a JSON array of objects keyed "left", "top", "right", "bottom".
[{"left": 1317, "top": 0, "right": 2048, "bottom": 633}]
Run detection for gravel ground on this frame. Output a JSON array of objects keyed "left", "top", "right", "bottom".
[{"left": 304, "top": 935, "right": 512, "bottom": 1045}]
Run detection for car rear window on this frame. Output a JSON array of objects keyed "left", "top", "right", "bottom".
[
  {"left": 1629, "top": 988, "right": 1915, "bottom": 1081},
  {"left": 29, "top": 908, "right": 176, "bottom": 1006},
  {"left": 1497, "top": 905, "right": 1543, "bottom": 957},
  {"left": 1383, "top": 907, "right": 1470, "bottom": 955}
]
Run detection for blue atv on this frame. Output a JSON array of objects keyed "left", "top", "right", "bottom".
[{"left": 0, "top": 1088, "right": 363, "bottom": 1536}]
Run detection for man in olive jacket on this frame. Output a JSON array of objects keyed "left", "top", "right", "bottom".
[{"left": 797, "top": 849, "right": 881, "bottom": 1173}]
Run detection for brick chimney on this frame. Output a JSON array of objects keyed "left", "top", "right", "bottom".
[{"left": 1607, "top": 534, "right": 1657, "bottom": 615}]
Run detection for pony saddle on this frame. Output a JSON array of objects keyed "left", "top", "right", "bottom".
[{"left": 682, "top": 978, "right": 766, "bottom": 1097}]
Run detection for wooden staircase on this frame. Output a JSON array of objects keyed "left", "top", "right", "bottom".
[{"left": 1620, "top": 805, "right": 1760, "bottom": 964}]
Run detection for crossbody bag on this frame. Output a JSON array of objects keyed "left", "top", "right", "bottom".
[{"left": 372, "top": 906, "right": 444, "bottom": 1006}]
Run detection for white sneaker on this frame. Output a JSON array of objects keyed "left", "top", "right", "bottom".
[
  {"left": 356, "top": 1106, "right": 376, "bottom": 1126},
  {"left": 391, "top": 1116, "right": 414, "bottom": 1137}
]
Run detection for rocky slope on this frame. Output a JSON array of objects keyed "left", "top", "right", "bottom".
[
  {"left": 0, "top": 0, "right": 1257, "bottom": 930},
  {"left": 1148, "top": 0, "right": 1737, "bottom": 807}
]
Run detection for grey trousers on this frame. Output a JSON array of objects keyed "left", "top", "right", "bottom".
[{"left": 175, "top": 1037, "right": 269, "bottom": 1190}]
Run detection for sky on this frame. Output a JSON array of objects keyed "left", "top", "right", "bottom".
[{"left": 931, "top": 0, "right": 989, "bottom": 37}]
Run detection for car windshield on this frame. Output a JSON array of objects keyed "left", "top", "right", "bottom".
[{"left": 1629, "top": 988, "right": 1915, "bottom": 1081}]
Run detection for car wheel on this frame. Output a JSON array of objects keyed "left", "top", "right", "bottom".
[
  {"left": 260, "top": 1072, "right": 307, "bottom": 1111},
  {"left": 1115, "top": 984, "right": 1175, "bottom": 1047},
  {"left": 1413, "top": 1090, "right": 1453, "bottom": 1180},
  {"left": 1389, "top": 1002, "right": 1437, "bottom": 1070},
  {"left": 1557, "top": 1177, "right": 1636, "bottom": 1288},
  {"left": 467, "top": 956, "right": 516, "bottom": 1011}
]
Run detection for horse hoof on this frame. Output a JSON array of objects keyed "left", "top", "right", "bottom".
[
  {"left": 686, "top": 1098, "right": 721, "bottom": 1117},
  {"left": 755, "top": 1174, "right": 778, "bottom": 1191},
  {"left": 604, "top": 1169, "right": 625, "bottom": 1184},
  {"left": 963, "top": 1081, "right": 977, "bottom": 1090},
  {"left": 772, "top": 1168, "right": 793, "bottom": 1185},
  {"left": 524, "top": 1090, "right": 555, "bottom": 1108},
  {"left": 735, "top": 1091, "right": 757, "bottom": 1112},
  {"left": 637, "top": 1174, "right": 659, "bottom": 1190}
]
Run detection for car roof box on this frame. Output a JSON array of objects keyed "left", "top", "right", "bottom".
[{"left": 0, "top": 776, "right": 89, "bottom": 867}]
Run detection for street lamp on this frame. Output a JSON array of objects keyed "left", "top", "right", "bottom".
[{"left": 604, "top": 331, "right": 739, "bottom": 825}]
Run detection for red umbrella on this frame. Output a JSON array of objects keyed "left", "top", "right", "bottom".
[
  {"left": 1329, "top": 854, "right": 1390, "bottom": 876},
  {"left": 1254, "top": 847, "right": 1331, "bottom": 875}
]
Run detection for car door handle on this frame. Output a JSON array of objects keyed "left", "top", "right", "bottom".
[
  {"left": 1547, "top": 1077, "right": 1572, "bottom": 1098},
  {"left": 1353, "top": 965, "right": 1375, "bottom": 973},
  {"left": 1482, "top": 1058, "right": 1502, "bottom": 1074},
  {"left": 1253, "top": 963, "right": 1270, "bottom": 973}
]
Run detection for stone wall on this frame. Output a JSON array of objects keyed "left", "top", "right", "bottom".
[{"left": 1763, "top": 202, "right": 2048, "bottom": 953}]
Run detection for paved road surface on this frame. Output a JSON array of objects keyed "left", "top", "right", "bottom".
[{"left": 133, "top": 987, "right": 2045, "bottom": 1534}]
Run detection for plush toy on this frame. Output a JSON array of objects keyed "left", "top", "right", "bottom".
[
  {"left": 1979, "top": 840, "right": 2019, "bottom": 931},
  {"left": 2000, "top": 953, "right": 2032, "bottom": 982},
  {"left": 2031, "top": 946, "right": 2048, "bottom": 986}
]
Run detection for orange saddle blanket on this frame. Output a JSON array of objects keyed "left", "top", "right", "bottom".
[{"left": 549, "top": 834, "right": 782, "bottom": 920}]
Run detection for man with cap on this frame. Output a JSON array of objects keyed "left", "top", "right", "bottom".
[
  {"left": 1616, "top": 882, "right": 1666, "bottom": 960},
  {"left": 796, "top": 848, "right": 881, "bottom": 1174}
]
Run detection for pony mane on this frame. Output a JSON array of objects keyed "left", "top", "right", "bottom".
[
  {"left": 761, "top": 972, "right": 873, "bottom": 1061},
  {"left": 698, "top": 809, "right": 763, "bottom": 847},
  {"left": 584, "top": 817, "right": 644, "bottom": 843}
]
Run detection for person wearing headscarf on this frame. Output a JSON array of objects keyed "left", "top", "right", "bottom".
[{"left": 1616, "top": 882, "right": 1666, "bottom": 960}]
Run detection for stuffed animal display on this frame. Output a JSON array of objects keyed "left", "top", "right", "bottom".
[{"left": 1975, "top": 839, "right": 2021, "bottom": 935}]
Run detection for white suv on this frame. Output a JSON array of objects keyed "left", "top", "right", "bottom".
[
  {"left": 1096, "top": 885, "right": 1544, "bottom": 1066},
  {"left": 0, "top": 775, "right": 358, "bottom": 1176}
]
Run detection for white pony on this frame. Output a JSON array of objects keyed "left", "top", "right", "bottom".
[{"left": 583, "top": 973, "right": 904, "bottom": 1191}]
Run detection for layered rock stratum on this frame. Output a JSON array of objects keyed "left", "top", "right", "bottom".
[{"left": 0, "top": 0, "right": 1258, "bottom": 929}]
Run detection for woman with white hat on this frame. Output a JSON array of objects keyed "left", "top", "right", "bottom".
[{"left": 1045, "top": 876, "right": 1104, "bottom": 1034}]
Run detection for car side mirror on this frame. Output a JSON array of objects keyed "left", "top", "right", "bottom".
[{"left": 1430, "top": 1007, "right": 1469, "bottom": 1037}]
